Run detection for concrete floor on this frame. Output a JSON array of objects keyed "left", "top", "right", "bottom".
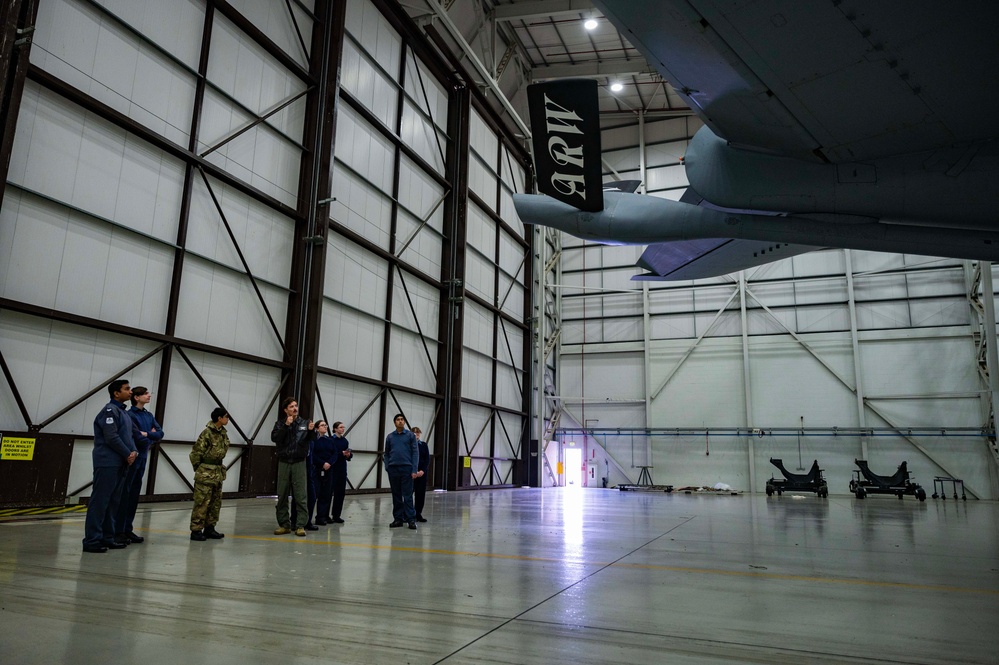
[{"left": 0, "top": 488, "right": 996, "bottom": 664}]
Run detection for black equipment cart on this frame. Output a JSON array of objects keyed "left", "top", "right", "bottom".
[
  {"left": 849, "top": 459, "right": 926, "bottom": 501},
  {"left": 765, "top": 458, "right": 828, "bottom": 497}
]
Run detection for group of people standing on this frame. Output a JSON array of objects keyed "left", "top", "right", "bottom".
[
  {"left": 269, "top": 399, "right": 430, "bottom": 534},
  {"left": 82, "top": 379, "right": 165, "bottom": 553},
  {"left": 270, "top": 397, "right": 353, "bottom": 536},
  {"left": 83, "top": 381, "right": 430, "bottom": 553}
]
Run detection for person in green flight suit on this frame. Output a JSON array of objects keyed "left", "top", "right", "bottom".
[{"left": 189, "top": 407, "right": 231, "bottom": 541}]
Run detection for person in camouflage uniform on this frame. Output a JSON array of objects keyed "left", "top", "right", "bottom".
[{"left": 189, "top": 407, "right": 231, "bottom": 541}]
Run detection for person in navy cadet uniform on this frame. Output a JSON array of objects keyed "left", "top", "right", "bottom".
[
  {"left": 82, "top": 379, "right": 138, "bottom": 553},
  {"left": 312, "top": 421, "right": 335, "bottom": 524},
  {"left": 383, "top": 413, "right": 419, "bottom": 530},
  {"left": 115, "top": 386, "right": 163, "bottom": 544},
  {"left": 328, "top": 421, "right": 353, "bottom": 523},
  {"left": 412, "top": 427, "right": 429, "bottom": 523}
]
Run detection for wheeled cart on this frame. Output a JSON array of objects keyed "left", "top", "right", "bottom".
[
  {"left": 932, "top": 477, "right": 966, "bottom": 501},
  {"left": 849, "top": 459, "right": 926, "bottom": 501},
  {"left": 765, "top": 458, "right": 828, "bottom": 497}
]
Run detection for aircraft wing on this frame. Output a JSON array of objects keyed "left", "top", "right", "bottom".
[
  {"left": 593, "top": 1, "right": 999, "bottom": 163},
  {"left": 634, "top": 238, "right": 819, "bottom": 281}
]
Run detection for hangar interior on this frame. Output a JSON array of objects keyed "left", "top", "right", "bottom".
[{"left": 1, "top": 2, "right": 998, "bottom": 665}]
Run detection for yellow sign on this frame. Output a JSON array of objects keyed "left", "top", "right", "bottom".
[
  {"left": 1, "top": 436, "right": 35, "bottom": 461},
  {"left": 556, "top": 461, "right": 564, "bottom": 474},
  {"left": 463, "top": 457, "right": 471, "bottom": 468}
]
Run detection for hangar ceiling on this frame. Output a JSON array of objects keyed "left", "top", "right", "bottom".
[{"left": 400, "top": 0, "right": 692, "bottom": 139}]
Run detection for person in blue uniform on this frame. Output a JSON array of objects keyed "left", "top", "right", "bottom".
[
  {"left": 313, "top": 421, "right": 334, "bottom": 524},
  {"left": 315, "top": 421, "right": 352, "bottom": 524},
  {"left": 82, "top": 379, "right": 138, "bottom": 553},
  {"left": 412, "top": 427, "right": 429, "bottom": 523},
  {"left": 115, "top": 386, "right": 164, "bottom": 544},
  {"left": 328, "top": 421, "right": 352, "bottom": 523},
  {"left": 383, "top": 414, "right": 419, "bottom": 530}
]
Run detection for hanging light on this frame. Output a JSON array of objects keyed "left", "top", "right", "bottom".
[
  {"left": 610, "top": 82, "right": 624, "bottom": 92},
  {"left": 584, "top": 18, "right": 598, "bottom": 30}
]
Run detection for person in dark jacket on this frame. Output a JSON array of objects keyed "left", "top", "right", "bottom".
[
  {"left": 82, "top": 379, "right": 138, "bottom": 553},
  {"left": 313, "top": 421, "right": 335, "bottom": 524},
  {"left": 271, "top": 396, "right": 315, "bottom": 536},
  {"left": 383, "top": 413, "right": 419, "bottom": 530},
  {"left": 412, "top": 427, "right": 429, "bottom": 523},
  {"left": 115, "top": 386, "right": 164, "bottom": 544},
  {"left": 327, "top": 421, "right": 352, "bottom": 523},
  {"left": 290, "top": 433, "right": 318, "bottom": 531}
]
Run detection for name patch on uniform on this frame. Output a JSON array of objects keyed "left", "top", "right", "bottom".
[{"left": 105, "top": 417, "right": 115, "bottom": 424}]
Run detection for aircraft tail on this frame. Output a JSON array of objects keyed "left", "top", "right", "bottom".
[{"left": 527, "top": 79, "right": 604, "bottom": 212}]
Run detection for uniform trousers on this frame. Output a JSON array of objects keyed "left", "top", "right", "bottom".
[
  {"left": 275, "top": 460, "right": 308, "bottom": 529},
  {"left": 387, "top": 470, "right": 415, "bottom": 523},
  {"left": 115, "top": 452, "right": 147, "bottom": 534},
  {"left": 83, "top": 465, "right": 127, "bottom": 547}
]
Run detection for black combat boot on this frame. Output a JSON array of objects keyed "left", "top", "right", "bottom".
[
  {"left": 204, "top": 526, "right": 224, "bottom": 539},
  {"left": 190, "top": 530, "right": 207, "bottom": 541}
]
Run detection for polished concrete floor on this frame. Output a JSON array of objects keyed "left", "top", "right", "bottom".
[{"left": 1, "top": 488, "right": 997, "bottom": 664}]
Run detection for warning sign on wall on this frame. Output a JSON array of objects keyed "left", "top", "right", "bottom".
[{"left": 0, "top": 436, "right": 35, "bottom": 460}]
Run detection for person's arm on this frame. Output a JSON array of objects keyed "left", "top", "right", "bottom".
[
  {"left": 419, "top": 443, "right": 430, "bottom": 474},
  {"left": 409, "top": 433, "right": 419, "bottom": 476},
  {"left": 270, "top": 420, "right": 286, "bottom": 445},
  {"left": 149, "top": 415, "right": 165, "bottom": 444},
  {"left": 128, "top": 411, "right": 152, "bottom": 449},
  {"left": 101, "top": 407, "right": 135, "bottom": 460},
  {"left": 190, "top": 428, "right": 209, "bottom": 469}
]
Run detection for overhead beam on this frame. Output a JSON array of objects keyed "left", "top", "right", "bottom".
[
  {"left": 494, "top": 0, "right": 595, "bottom": 22},
  {"left": 532, "top": 60, "right": 654, "bottom": 80}
]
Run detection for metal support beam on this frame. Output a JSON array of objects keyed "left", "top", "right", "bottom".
[
  {"left": 0, "top": 0, "right": 38, "bottom": 206},
  {"left": 493, "top": 0, "right": 595, "bottom": 22},
  {"left": 845, "top": 250, "right": 870, "bottom": 460}
]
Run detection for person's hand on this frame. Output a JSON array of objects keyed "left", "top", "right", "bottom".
[
  {"left": 411, "top": 472, "right": 418, "bottom": 479},
  {"left": 127, "top": 451, "right": 138, "bottom": 465},
  {"left": 416, "top": 470, "right": 424, "bottom": 478},
  {"left": 323, "top": 462, "right": 330, "bottom": 470},
  {"left": 140, "top": 431, "right": 148, "bottom": 437},
  {"left": 285, "top": 415, "right": 294, "bottom": 425},
  {"left": 307, "top": 420, "right": 314, "bottom": 430},
  {"left": 342, "top": 449, "right": 350, "bottom": 457}
]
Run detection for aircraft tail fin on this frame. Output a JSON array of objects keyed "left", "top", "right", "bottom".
[{"left": 527, "top": 79, "right": 604, "bottom": 212}]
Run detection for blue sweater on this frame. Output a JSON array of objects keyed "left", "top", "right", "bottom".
[
  {"left": 383, "top": 429, "right": 418, "bottom": 473},
  {"left": 92, "top": 400, "right": 136, "bottom": 468},
  {"left": 127, "top": 407, "right": 164, "bottom": 455}
]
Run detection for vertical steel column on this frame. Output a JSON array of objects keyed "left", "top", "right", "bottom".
[
  {"left": 980, "top": 265, "right": 999, "bottom": 440},
  {"left": 285, "top": 0, "right": 345, "bottom": 419},
  {"left": 149, "top": 2, "right": 215, "bottom": 495},
  {"left": 844, "top": 250, "right": 869, "bottom": 459},
  {"left": 489, "top": 138, "right": 502, "bottom": 485},
  {"left": 739, "top": 271, "right": 756, "bottom": 492},
  {"left": 435, "top": 81, "right": 471, "bottom": 491},
  {"left": 374, "top": 36, "right": 410, "bottom": 486},
  {"left": 521, "top": 166, "right": 536, "bottom": 486},
  {"left": 0, "top": 0, "right": 39, "bottom": 204}
]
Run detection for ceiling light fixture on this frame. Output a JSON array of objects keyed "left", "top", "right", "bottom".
[
  {"left": 584, "top": 18, "right": 598, "bottom": 30},
  {"left": 610, "top": 82, "right": 624, "bottom": 92}
]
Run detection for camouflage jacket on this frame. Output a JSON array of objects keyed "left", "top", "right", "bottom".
[{"left": 190, "top": 421, "right": 230, "bottom": 471}]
